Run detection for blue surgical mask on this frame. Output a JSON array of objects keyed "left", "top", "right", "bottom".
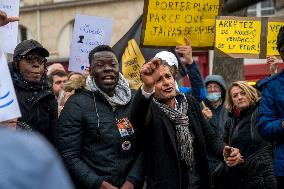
[{"left": 206, "top": 92, "right": 222, "bottom": 102}]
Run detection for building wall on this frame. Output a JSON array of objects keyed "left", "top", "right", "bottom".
[
  {"left": 275, "top": 0, "right": 284, "bottom": 10},
  {"left": 275, "top": 0, "right": 284, "bottom": 16},
  {"left": 19, "top": 0, "right": 144, "bottom": 58},
  {"left": 21, "top": 0, "right": 53, "bottom": 6}
]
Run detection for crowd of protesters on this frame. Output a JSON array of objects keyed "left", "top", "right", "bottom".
[{"left": 1, "top": 10, "right": 284, "bottom": 189}]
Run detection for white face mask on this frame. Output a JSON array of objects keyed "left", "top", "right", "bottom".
[{"left": 206, "top": 92, "right": 222, "bottom": 102}]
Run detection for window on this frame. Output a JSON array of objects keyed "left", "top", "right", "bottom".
[
  {"left": 18, "top": 25, "right": 32, "bottom": 43},
  {"left": 247, "top": 0, "right": 275, "bottom": 16}
]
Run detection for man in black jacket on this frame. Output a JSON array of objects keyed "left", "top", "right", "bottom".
[
  {"left": 130, "top": 59, "right": 241, "bottom": 189},
  {"left": 57, "top": 45, "right": 143, "bottom": 189},
  {"left": 10, "top": 39, "right": 57, "bottom": 143}
]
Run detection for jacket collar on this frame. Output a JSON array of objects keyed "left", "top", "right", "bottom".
[{"left": 12, "top": 71, "right": 51, "bottom": 92}]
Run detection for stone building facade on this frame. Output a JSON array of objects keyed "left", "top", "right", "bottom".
[{"left": 19, "top": 0, "right": 144, "bottom": 59}]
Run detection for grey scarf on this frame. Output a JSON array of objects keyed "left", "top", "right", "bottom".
[
  {"left": 85, "top": 73, "right": 131, "bottom": 108},
  {"left": 153, "top": 94, "right": 194, "bottom": 166}
]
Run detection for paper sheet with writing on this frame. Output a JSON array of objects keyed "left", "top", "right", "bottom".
[
  {"left": 69, "top": 14, "right": 113, "bottom": 73},
  {"left": 0, "top": 49, "right": 21, "bottom": 122},
  {"left": 267, "top": 21, "right": 284, "bottom": 56},
  {"left": 215, "top": 18, "right": 261, "bottom": 55},
  {"left": 0, "top": 0, "right": 20, "bottom": 53},
  {"left": 142, "top": 0, "right": 221, "bottom": 47}
]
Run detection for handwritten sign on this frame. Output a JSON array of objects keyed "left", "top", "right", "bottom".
[
  {"left": 215, "top": 17, "right": 261, "bottom": 56},
  {"left": 0, "top": 0, "right": 19, "bottom": 53},
  {"left": 0, "top": 49, "right": 21, "bottom": 122},
  {"left": 122, "top": 39, "right": 145, "bottom": 89},
  {"left": 141, "top": 0, "right": 221, "bottom": 48},
  {"left": 267, "top": 19, "right": 284, "bottom": 56},
  {"left": 69, "top": 14, "right": 113, "bottom": 73}
]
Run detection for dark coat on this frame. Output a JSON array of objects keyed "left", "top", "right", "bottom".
[
  {"left": 204, "top": 100, "right": 228, "bottom": 176},
  {"left": 185, "top": 62, "right": 207, "bottom": 102},
  {"left": 130, "top": 89, "right": 223, "bottom": 189},
  {"left": 57, "top": 88, "right": 143, "bottom": 189},
  {"left": 10, "top": 65, "right": 57, "bottom": 144},
  {"left": 222, "top": 104, "right": 277, "bottom": 189}
]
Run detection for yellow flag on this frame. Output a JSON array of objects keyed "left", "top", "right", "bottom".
[{"left": 122, "top": 39, "right": 145, "bottom": 89}]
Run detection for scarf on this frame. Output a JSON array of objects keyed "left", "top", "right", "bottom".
[
  {"left": 85, "top": 73, "right": 131, "bottom": 108},
  {"left": 153, "top": 93, "right": 194, "bottom": 166},
  {"left": 12, "top": 71, "right": 50, "bottom": 91},
  {"left": 12, "top": 71, "right": 53, "bottom": 105}
]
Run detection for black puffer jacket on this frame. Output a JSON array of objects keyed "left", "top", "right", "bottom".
[
  {"left": 10, "top": 64, "right": 57, "bottom": 144},
  {"left": 222, "top": 104, "right": 276, "bottom": 189},
  {"left": 57, "top": 88, "right": 143, "bottom": 189}
]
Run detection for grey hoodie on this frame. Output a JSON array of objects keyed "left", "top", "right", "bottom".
[{"left": 204, "top": 75, "right": 227, "bottom": 101}]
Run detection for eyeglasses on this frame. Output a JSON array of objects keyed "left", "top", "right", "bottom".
[{"left": 20, "top": 55, "right": 47, "bottom": 65}]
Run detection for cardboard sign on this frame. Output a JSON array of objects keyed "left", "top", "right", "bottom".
[
  {"left": 69, "top": 14, "right": 113, "bottom": 73},
  {"left": 215, "top": 17, "right": 261, "bottom": 57},
  {"left": 141, "top": 0, "right": 222, "bottom": 48},
  {"left": 267, "top": 18, "right": 284, "bottom": 56},
  {"left": 215, "top": 16, "right": 284, "bottom": 58},
  {"left": 122, "top": 39, "right": 145, "bottom": 89},
  {"left": 0, "top": 0, "right": 20, "bottom": 53},
  {"left": 0, "top": 50, "right": 21, "bottom": 122}
]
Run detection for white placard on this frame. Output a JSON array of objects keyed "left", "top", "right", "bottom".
[
  {"left": 0, "top": 49, "right": 21, "bottom": 122},
  {"left": 69, "top": 14, "right": 113, "bottom": 73},
  {"left": 0, "top": 0, "right": 20, "bottom": 53}
]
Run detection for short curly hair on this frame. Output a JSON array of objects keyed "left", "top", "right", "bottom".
[{"left": 88, "top": 45, "right": 115, "bottom": 67}]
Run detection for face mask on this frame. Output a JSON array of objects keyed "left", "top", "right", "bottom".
[{"left": 206, "top": 92, "right": 221, "bottom": 102}]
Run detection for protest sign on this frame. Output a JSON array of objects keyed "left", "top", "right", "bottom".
[
  {"left": 0, "top": 50, "right": 21, "bottom": 122},
  {"left": 215, "top": 16, "right": 284, "bottom": 58},
  {"left": 0, "top": 0, "right": 20, "bottom": 53},
  {"left": 267, "top": 18, "right": 284, "bottom": 56},
  {"left": 215, "top": 16, "right": 261, "bottom": 58},
  {"left": 69, "top": 14, "right": 113, "bottom": 73},
  {"left": 141, "top": 0, "right": 222, "bottom": 48},
  {"left": 122, "top": 39, "right": 145, "bottom": 89}
]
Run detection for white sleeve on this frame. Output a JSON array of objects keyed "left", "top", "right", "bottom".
[{"left": 141, "top": 85, "right": 155, "bottom": 99}]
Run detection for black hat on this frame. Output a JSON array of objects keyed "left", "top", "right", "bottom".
[
  {"left": 277, "top": 27, "right": 284, "bottom": 52},
  {"left": 13, "top": 39, "right": 49, "bottom": 60}
]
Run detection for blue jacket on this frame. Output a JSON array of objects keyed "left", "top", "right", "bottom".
[
  {"left": 257, "top": 70, "right": 284, "bottom": 176},
  {"left": 179, "top": 62, "right": 206, "bottom": 102}
]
